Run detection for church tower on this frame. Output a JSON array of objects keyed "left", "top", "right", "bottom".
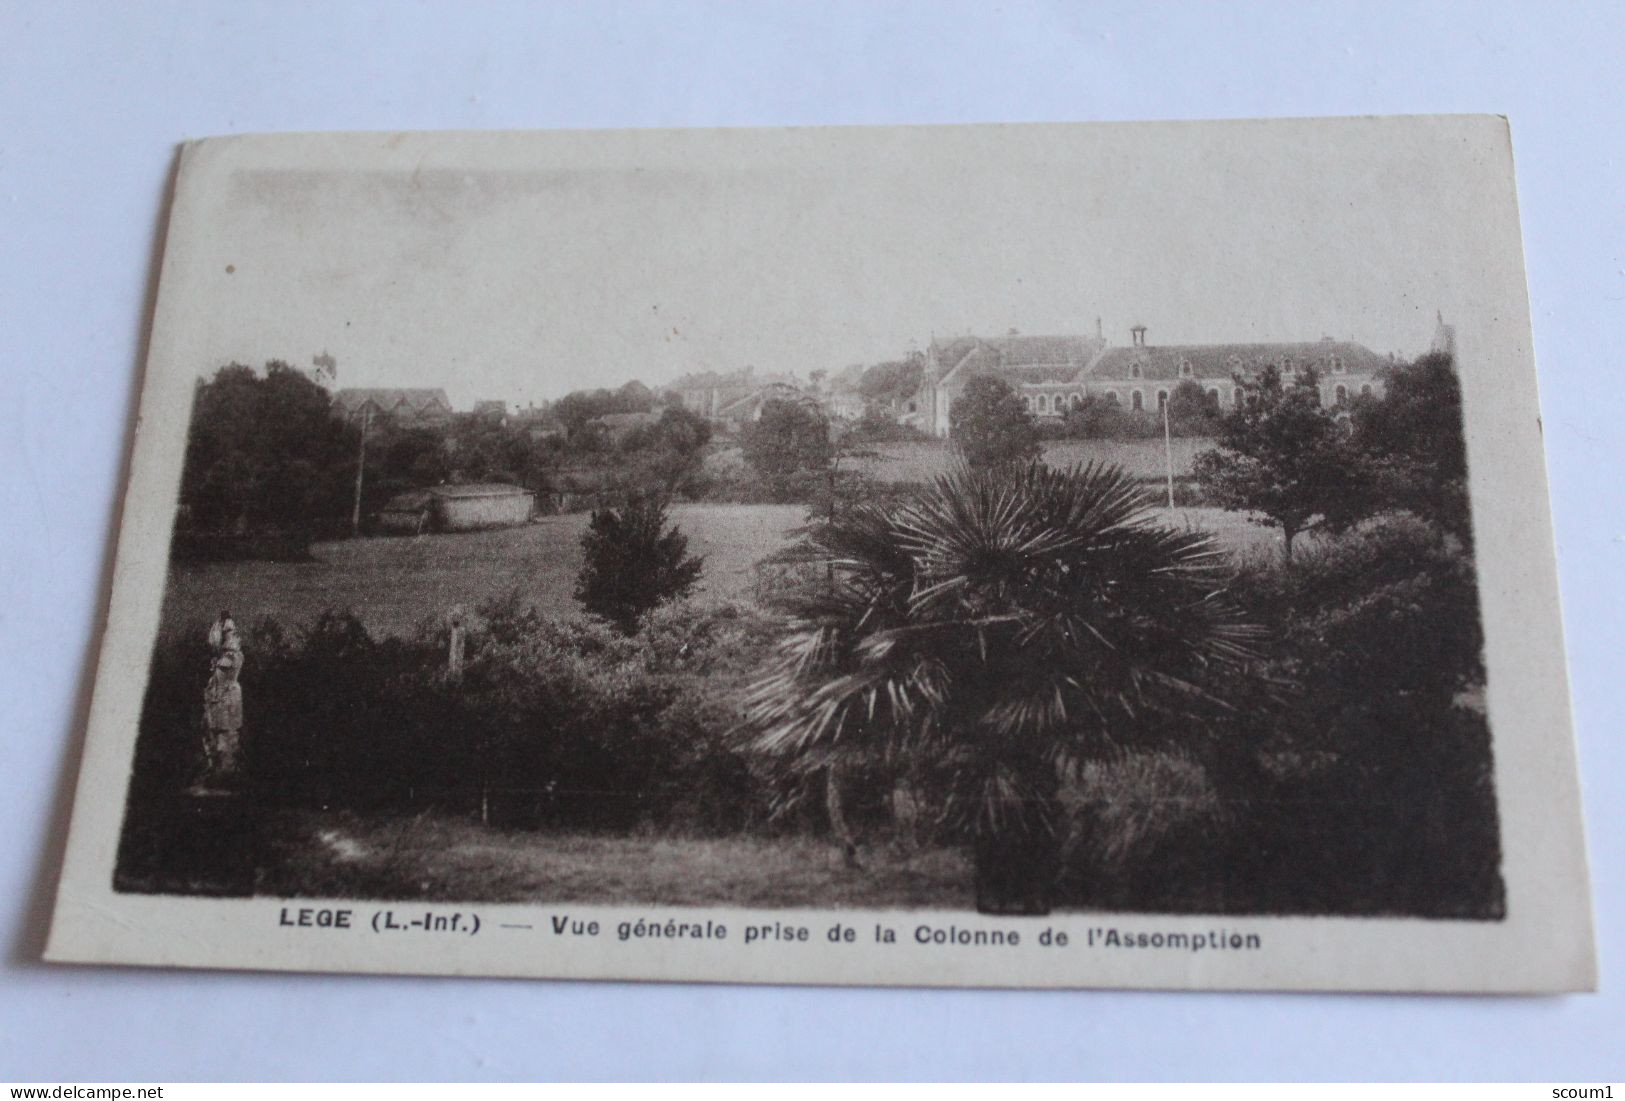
[
  {"left": 1429, "top": 311, "right": 1457, "bottom": 357},
  {"left": 311, "top": 351, "right": 338, "bottom": 389}
]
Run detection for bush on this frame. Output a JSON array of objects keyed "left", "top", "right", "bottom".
[
  {"left": 1230, "top": 514, "right": 1484, "bottom": 697},
  {"left": 115, "top": 597, "right": 786, "bottom": 892},
  {"left": 1043, "top": 516, "right": 1503, "bottom": 918},
  {"left": 1054, "top": 751, "right": 1231, "bottom": 911},
  {"left": 949, "top": 375, "right": 1041, "bottom": 466},
  {"left": 1041, "top": 395, "right": 1217, "bottom": 441},
  {"left": 1165, "top": 379, "right": 1222, "bottom": 436},
  {"left": 1193, "top": 366, "right": 1374, "bottom": 560},
  {"left": 740, "top": 400, "right": 834, "bottom": 502},
  {"left": 688, "top": 463, "right": 807, "bottom": 505},
  {"left": 575, "top": 494, "right": 704, "bottom": 632},
  {"left": 845, "top": 410, "right": 931, "bottom": 444},
  {"left": 1218, "top": 515, "right": 1504, "bottom": 917},
  {"left": 1353, "top": 353, "right": 1472, "bottom": 542}
]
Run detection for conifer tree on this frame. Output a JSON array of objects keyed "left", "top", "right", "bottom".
[{"left": 575, "top": 494, "right": 704, "bottom": 632}]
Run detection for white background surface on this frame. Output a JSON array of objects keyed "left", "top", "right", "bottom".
[{"left": 1, "top": 1, "right": 1619, "bottom": 1082}]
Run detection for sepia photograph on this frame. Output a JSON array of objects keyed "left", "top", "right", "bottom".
[{"left": 43, "top": 118, "right": 1593, "bottom": 992}]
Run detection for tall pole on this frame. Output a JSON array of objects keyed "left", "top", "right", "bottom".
[
  {"left": 825, "top": 418, "right": 842, "bottom": 591},
  {"left": 1163, "top": 397, "right": 1175, "bottom": 509},
  {"left": 351, "top": 407, "right": 370, "bottom": 535}
]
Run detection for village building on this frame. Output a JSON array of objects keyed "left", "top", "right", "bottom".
[
  {"left": 511, "top": 402, "right": 565, "bottom": 442},
  {"left": 665, "top": 363, "right": 881, "bottom": 429},
  {"left": 471, "top": 399, "right": 509, "bottom": 424},
  {"left": 909, "top": 322, "right": 1405, "bottom": 436},
  {"left": 331, "top": 387, "right": 454, "bottom": 428},
  {"left": 814, "top": 364, "right": 869, "bottom": 421},
  {"left": 524, "top": 423, "right": 566, "bottom": 444},
  {"left": 824, "top": 389, "right": 867, "bottom": 421},
  {"left": 666, "top": 367, "right": 764, "bottom": 419},
  {"left": 376, "top": 483, "right": 534, "bottom": 534},
  {"left": 664, "top": 367, "right": 807, "bottom": 428},
  {"left": 712, "top": 382, "right": 821, "bottom": 433},
  {"left": 907, "top": 331, "right": 1108, "bottom": 435}
]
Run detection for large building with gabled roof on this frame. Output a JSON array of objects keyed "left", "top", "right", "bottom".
[
  {"left": 909, "top": 322, "right": 1400, "bottom": 436},
  {"left": 331, "top": 387, "right": 455, "bottom": 428}
]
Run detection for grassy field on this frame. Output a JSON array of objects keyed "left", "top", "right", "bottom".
[
  {"left": 853, "top": 437, "right": 1213, "bottom": 483},
  {"left": 248, "top": 755, "right": 1227, "bottom": 909},
  {"left": 159, "top": 503, "right": 804, "bottom": 641},
  {"left": 160, "top": 499, "right": 1289, "bottom": 642},
  {"left": 257, "top": 809, "right": 972, "bottom": 909}
]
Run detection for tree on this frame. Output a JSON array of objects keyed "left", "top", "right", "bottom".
[
  {"left": 949, "top": 375, "right": 1041, "bottom": 467},
  {"left": 1192, "top": 366, "right": 1371, "bottom": 560},
  {"left": 1224, "top": 514, "right": 1500, "bottom": 916},
  {"left": 746, "top": 461, "right": 1266, "bottom": 913},
  {"left": 849, "top": 404, "right": 924, "bottom": 443},
  {"left": 552, "top": 387, "right": 616, "bottom": 439},
  {"left": 806, "top": 423, "right": 886, "bottom": 525},
  {"left": 617, "top": 406, "right": 713, "bottom": 496},
  {"left": 381, "top": 427, "right": 451, "bottom": 487},
  {"left": 1353, "top": 352, "right": 1472, "bottom": 542},
  {"left": 614, "top": 379, "right": 655, "bottom": 413},
  {"left": 858, "top": 358, "right": 925, "bottom": 409},
  {"left": 445, "top": 412, "right": 533, "bottom": 485},
  {"left": 575, "top": 494, "right": 705, "bottom": 633},
  {"left": 739, "top": 399, "right": 833, "bottom": 502},
  {"left": 1166, "top": 379, "right": 1221, "bottom": 436},
  {"left": 1057, "top": 394, "right": 1154, "bottom": 441},
  {"left": 179, "top": 361, "right": 358, "bottom": 537}
]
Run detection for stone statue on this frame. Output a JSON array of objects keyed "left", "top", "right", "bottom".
[
  {"left": 201, "top": 612, "right": 245, "bottom": 786},
  {"left": 446, "top": 605, "right": 466, "bottom": 682}
]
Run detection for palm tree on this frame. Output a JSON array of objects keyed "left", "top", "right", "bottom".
[{"left": 745, "top": 461, "right": 1267, "bottom": 913}]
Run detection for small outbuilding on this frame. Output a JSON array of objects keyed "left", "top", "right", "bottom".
[
  {"left": 376, "top": 490, "right": 435, "bottom": 534},
  {"left": 376, "top": 484, "right": 535, "bottom": 534}
]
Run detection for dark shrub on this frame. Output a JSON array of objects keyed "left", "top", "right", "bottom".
[
  {"left": 845, "top": 410, "right": 931, "bottom": 444},
  {"left": 1222, "top": 515, "right": 1504, "bottom": 917},
  {"left": 575, "top": 494, "right": 704, "bottom": 632},
  {"left": 1055, "top": 752, "right": 1231, "bottom": 912},
  {"left": 740, "top": 400, "right": 834, "bottom": 502},
  {"left": 948, "top": 375, "right": 1041, "bottom": 466},
  {"left": 1051, "top": 397, "right": 1161, "bottom": 440},
  {"left": 1046, "top": 516, "right": 1502, "bottom": 918},
  {"left": 116, "top": 596, "right": 783, "bottom": 893}
]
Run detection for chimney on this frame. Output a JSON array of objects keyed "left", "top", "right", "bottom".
[
  {"left": 1095, "top": 316, "right": 1103, "bottom": 340},
  {"left": 1130, "top": 324, "right": 1147, "bottom": 348}
]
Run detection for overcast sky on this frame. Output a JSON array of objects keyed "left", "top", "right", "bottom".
[{"left": 188, "top": 121, "right": 1485, "bottom": 408}]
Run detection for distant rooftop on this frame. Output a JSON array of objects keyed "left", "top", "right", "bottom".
[
  {"left": 1087, "top": 340, "right": 1387, "bottom": 382},
  {"left": 331, "top": 388, "right": 452, "bottom": 414},
  {"left": 427, "top": 483, "right": 533, "bottom": 499}
]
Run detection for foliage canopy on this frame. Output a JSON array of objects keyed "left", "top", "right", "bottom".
[
  {"left": 1192, "top": 366, "right": 1371, "bottom": 558},
  {"left": 949, "top": 374, "right": 1041, "bottom": 467},
  {"left": 1353, "top": 352, "right": 1472, "bottom": 542},
  {"left": 746, "top": 461, "right": 1267, "bottom": 911},
  {"left": 575, "top": 494, "right": 705, "bottom": 632},
  {"left": 181, "top": 362, "right": 359, "bottom": 535},
  {"left": 739, "top": 399, "right": 835, "bottom": 502}
]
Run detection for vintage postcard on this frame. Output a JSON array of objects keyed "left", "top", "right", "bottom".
[{"left": 45, "top": 118, "right": 1595, "bottom": 991}]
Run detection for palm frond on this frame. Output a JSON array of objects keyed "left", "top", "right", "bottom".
[{"left": 745, "top": 459, "right": 1275, "bottom": 834}]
